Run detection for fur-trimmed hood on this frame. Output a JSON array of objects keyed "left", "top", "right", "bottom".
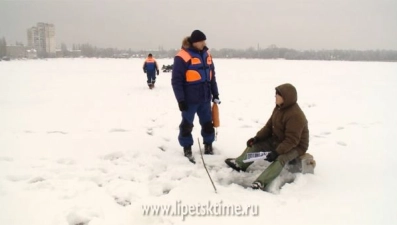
[{"left": 180, "top": 37, "right": 208, "bottom": 52}]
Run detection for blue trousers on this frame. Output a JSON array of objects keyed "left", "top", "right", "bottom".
[
  {"left": 178, "top": 102, "right": 215, "bottom": 147},
  {"left": 146, "top": 71, "right": 156, "bottom": 84}
]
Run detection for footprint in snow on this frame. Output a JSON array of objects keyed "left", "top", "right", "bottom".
[
  {"left": 147, "top": 128, "right": 153, "bottom": 136},
  {"left": 7, "top": 174, "right": 30, "bottom": 182},
  {"left": 0, "top": 157, "right": 13, "bottom": 162},
  {"left": 29, "top": 177, "right": 46, "bottom": 183},
  {"left": 314, "top": 131, "right": 331, "bottom": 138},
  {"left": 101, "top": 152, "right": 124, "bottom": 161},
  {"left": 47, "top": 131, "right": 68, "bottom": 135},
  {"left": 109, "top": 128, "right": 129, "bottom": 133},
  {"left": 305, "top": 103, "right": 317, "bottom": 108},
  {"left": 337, "top": 141, "right": 347, "bottom": 146},
  {"left": 66, "top": 210, "right": 97, "bottom": 225},
  {"left": 114, "top": 197, "right": 131, "bottom": 207},
  {"left": 313, "top": 135, "right": 326, "bottom": 138},
  {"left": 57, "top": 158, "right": 76, "bottom": 165}
]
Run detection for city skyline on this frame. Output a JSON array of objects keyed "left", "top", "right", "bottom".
[{"left": 1, "top": 0, "right": 397, "bottom": 51}]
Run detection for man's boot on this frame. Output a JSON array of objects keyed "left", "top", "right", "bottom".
[
  {"left": 184, "top": 146, "right": 195, "bottom": 163},
  {"left": 204, "top": 143, "right": 214, "bottom": 155}
]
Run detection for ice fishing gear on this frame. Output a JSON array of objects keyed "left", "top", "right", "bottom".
[
  {"left": 198, "top": 138, "right": 217, "bottom": 193},
  {"left": 242, "top": 152, "right": 271, "bottom": 163},
  {"left": 212, "top": 103, "right": 220, "bottom": 140}
]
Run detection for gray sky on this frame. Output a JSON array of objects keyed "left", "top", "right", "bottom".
[{"left": 1, "top": 0, "right": 396, "bottom": 50}]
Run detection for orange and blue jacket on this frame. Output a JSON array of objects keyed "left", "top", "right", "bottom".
[
  {"left": 171, "top": 46, "right": 219, "bottom": 104},
  {"left": 143, "top": 57, "right": 159, "bottom": 73}
]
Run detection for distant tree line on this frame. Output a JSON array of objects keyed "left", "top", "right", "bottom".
[
  {"left": 69, "top": 43, "right": 178, "bottom": 58},
  {"left": 0, "top": 37, "right": 7, "bottom": 58},
  {"left": 2, "top": 38, "right": 397, "bottom": 62},
  {"left": 209, "top": 45, "right": 397, "bottom": 62},
  {"left": 71, "top": 43, "right": 397, "bottom": 62}
]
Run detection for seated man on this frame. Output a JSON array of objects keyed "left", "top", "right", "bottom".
[{"left": 225, "top": 83, "right": 309, "bottom": 190}]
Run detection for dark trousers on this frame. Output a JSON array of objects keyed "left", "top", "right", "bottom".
[
  {"left": 178, "top": 102, "right": 214, "bottom": 147},
  {"left": 146, "top": 71, "right": 156, "bottom": 85}
]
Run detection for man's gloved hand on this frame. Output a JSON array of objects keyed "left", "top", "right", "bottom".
[
  {"left": 143, "top": 69, "right": 147, "bottom": 73},
  {"left": 212, "top": 95, "right": 221, "bottom": 104},
  {"left": 157, "top": 70, "right": 159, "bottom": 75},
  {"left": 265, "top": 151, "right": 279, "bottom": 162},
  {"left": 246, "top": 137, "right": 257, "bottom": 147},
  {"left": 178, "top": 101, "right": 188, "bottom": 111}
]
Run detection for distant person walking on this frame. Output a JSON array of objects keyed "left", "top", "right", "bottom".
[{"left": 143, "top": 53, "right": 159, "bottom": 89}]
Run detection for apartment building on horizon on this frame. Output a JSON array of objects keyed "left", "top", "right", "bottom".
[{"left": 27, "top": 22, "right": 56, "bottom": 56}]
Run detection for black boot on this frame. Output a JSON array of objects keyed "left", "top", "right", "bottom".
[
  {"left": 184, "top": 146, "right": 192, "bottom": 157},
  {"left": 204, "top": 143, "right": 214, "bottom": 155},
  {"left": 225, "top": 158, "right": 246, "bottom": 172},
  {"left": 184, "top": 146, "right": 195, "bottom": 163}
]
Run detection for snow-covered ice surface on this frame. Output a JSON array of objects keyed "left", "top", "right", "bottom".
[{"left": 1, "top": 58, "right": 397, "bottom": 225}]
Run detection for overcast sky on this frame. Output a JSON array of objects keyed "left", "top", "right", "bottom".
[{"left": 1, "top": 0, "right": 396, "bottom": 50}]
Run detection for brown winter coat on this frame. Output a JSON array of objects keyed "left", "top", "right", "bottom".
[{"left": 256, "top": 83, "right": 309, "bottom": 156}]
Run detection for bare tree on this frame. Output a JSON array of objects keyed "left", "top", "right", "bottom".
[{"left": 0, "top": 37, "right": 7, "bottom": 57}]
